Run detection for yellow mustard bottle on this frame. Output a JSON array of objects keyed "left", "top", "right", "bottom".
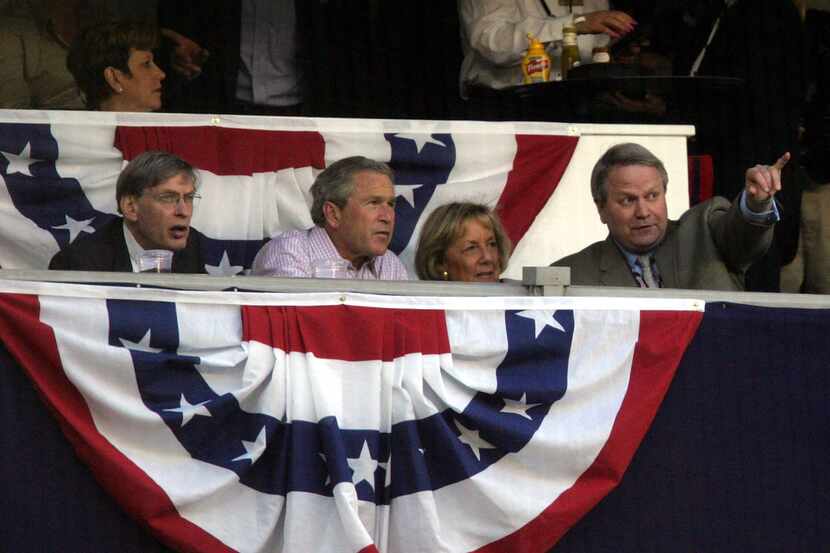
[{"left": 522, "top": 34, "right": 550, "bottom": 84}]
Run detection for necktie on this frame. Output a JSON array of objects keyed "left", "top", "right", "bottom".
[{"left": 637, "top": 254, "right": 659, "bottom": 288}]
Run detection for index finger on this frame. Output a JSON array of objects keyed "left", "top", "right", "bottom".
[{"left": 772, "top": 152, "right": 790, "bottom": 171}]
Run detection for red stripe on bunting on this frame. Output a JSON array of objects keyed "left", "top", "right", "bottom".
[
  {"left": 114, "top": 126, "right": 326, "bottom": 175},
  {"left": 497, "top": 135, "right": 579, "bottom": 248},
  {"left": 0, "top": 293, "right": 234, "bottom": 553},
  {"left": 242, "top": 304, "right": 451, "bottom": 361},
  {"left": 474, "top": 309, "right": 703, "bottom": 553}
]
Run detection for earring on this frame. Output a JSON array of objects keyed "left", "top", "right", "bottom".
[
  {"left": 442, "top": 271, "right": 449, "bottom": 281},
  {"left": 116, "top": 87, "right": 123, "bottom": 93}
]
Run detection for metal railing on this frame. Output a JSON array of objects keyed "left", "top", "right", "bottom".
[{"left": 2, "top": 267, "right": 830, "bottom": 309}]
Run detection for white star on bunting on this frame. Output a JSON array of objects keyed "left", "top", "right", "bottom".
[
  {"left": 163, "top": 394, "right": 211, "bottom": 427},
  {"left": 500, "top": 393, "right": 542, "bottom": 420},
  {"left": 515, "top": 310, "right": 566, "bottom": 339},
  {"left": 232, "top": 426, "right": 267, "bottom": 463},
  {"left": 205, "top": 251, "right": 244, "bottom": 276},
  {"left": 455, "top": 420, "right": 495, "bottom": 461},
  {"left": 119, "top": 330, "right": 163, "bottom": 353},
  {"left": 393, "top": 133, "right": 446, "bottom": 154},
  {"left": 53, "top": 215, "right": 95, "bottom": 243},
  {"left": 347, "top": 440, "right": 378, "bottom": 491},
  {"left": 395, "top": 184, "right": 423, "bottom": 208},
  {"left": 1, "top": 142, "right": 36, "bottom": 176}
]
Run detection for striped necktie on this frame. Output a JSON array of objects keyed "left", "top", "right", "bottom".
[{"left": 637, "top": 254, "right": 660, "bottom": 288}]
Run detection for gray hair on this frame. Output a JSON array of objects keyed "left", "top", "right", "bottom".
[
  {"left": 116, "top": 150, "right": 197, "bottom": 213},
  {"left": 590, "top": 143, "right": 669, "bottom": 205},
  {"left": 310, "top": 156, "right": 394, "bottom": 227}
]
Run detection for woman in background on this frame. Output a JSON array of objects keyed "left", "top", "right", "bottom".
[
  {"left": 415, "top": 202, "right": 511, "bottom": 282},
  {"left": 67, "top": 20, "right": 165, "bottom": 112}
]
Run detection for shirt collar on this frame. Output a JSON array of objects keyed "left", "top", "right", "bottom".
[
  {"left": 123, "top": 221, "right": 145, "bottom": 273},
  {"left": 612, "top": 237, "right": 656, "bottom": 274}
]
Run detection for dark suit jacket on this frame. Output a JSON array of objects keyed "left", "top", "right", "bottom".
[
  {"left": 48, "top": 217, "right": 208, "bottom": 274},
  {"left": 553, "top": 197, "right": 774, "bottom": 291}
]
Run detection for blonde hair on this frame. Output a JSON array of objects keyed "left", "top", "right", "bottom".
[{"left": 415, "top": 202, "right": 511, "bottom": 281}]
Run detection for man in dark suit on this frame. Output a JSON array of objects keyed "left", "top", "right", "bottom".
[
  {"left": 553, "top": 142, "right": 787, "bottom": 291},
  {"left": 49, "top": 150, "right": 207, "bottom": 273}
]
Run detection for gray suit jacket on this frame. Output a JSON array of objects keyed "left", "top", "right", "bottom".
[{"left": 553, "top": 197, "right": 774, "bottom": 291}]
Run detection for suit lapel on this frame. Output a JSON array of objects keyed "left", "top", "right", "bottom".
[
  {"left": 654, "top": 221, "right": 678, "bottom": 288},
  {"left": 598, "top": 237, "right": 638, "bottom": 286},
  {"left": 175, "top": 229, "right": 206, "bottom": 274}
]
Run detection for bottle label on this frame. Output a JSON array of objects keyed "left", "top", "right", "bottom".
[
  {"left": 527, "top": 58, "right": 549, "bottom": 75},
  {"left": 523, "top": 55, "right": 550, "bottom": 83},
  {"left": 563, "top": 32, "right": 578, "bottom": 46}
]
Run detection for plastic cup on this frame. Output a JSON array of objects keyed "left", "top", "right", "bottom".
[
  {"left": 312, "top": 258, "right": 350, "bottom": 279},
  {"left": 139, "top": 250, "right": 173, "bottom": 273}
]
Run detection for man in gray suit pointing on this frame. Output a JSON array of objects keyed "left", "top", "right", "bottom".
[{"left": 553, "top": 142, "right": 788, "bottom": 291}]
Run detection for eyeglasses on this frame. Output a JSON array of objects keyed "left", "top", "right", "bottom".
[{"left": 150, "top": 192, "right": 202, "bottom": 206}]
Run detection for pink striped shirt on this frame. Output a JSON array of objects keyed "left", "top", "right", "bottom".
[{"left": 252, "top": 226, "right": 409, "bottom": 280}]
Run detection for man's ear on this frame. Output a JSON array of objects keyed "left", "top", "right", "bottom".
[
  {"left": 120, "top": 195, "right": 139, "bottom": 223},
  {"left": 103, "top": 66, "right": 124, "bottom": 94},
  {"left": 595, "top": 199, "right": 607, "bottom": 224},
  {"left": 322, "top": 201, "right": 341, "bottom": 229}
]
